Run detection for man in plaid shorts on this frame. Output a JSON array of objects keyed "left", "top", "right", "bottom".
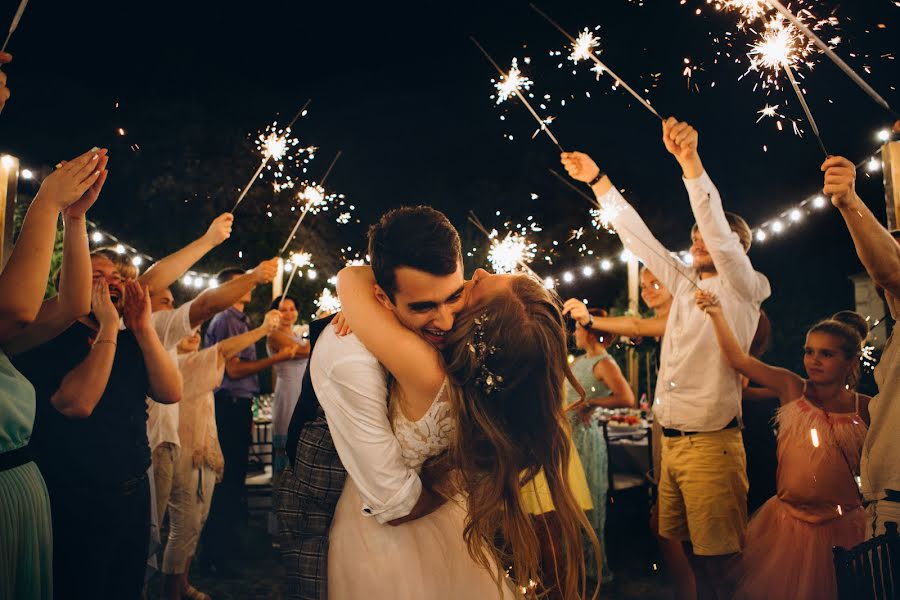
[{"left": 276, "top": 206, "right": 466, "bottom": 600}]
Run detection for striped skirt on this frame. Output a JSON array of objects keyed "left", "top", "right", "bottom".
[{"left": 0, "top": 461, "right": 53, "bottom": 600}]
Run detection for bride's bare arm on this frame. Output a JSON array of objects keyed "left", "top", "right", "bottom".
[{"left": 336, "top": 266, "right": 446, "bottom": 412}]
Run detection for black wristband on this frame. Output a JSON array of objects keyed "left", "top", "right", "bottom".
[
  {"left": 588, "top": 170, "right": 606, "bottom": 187},
  {"left": 583, "top": 315, "right": 594, "bottom": 329}
]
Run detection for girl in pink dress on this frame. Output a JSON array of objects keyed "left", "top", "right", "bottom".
[{"left": 696, "top": 292, "right": 870, "bottom": 600}]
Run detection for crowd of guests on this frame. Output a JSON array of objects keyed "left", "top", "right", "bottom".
[{"left": 0, "top": 51, "right": 898, "bottom": 600}]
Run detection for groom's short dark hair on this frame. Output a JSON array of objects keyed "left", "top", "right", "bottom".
[{"left": 368, "top": 206, "right": 461, "bottom": 302}]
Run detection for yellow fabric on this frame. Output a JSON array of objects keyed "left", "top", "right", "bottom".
[
  {"left": 657, "top": 427, "right": 749, "bottom": 556},
  {"left": 521, "top": 439, "right": 593, "bottom": 515}
]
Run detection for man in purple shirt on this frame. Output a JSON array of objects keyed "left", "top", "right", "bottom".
[{"left": 201, "top": 265, "right": 300, "bottom": 575}]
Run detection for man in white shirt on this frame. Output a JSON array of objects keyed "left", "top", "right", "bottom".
[
  {"left": 277, "top": 206, "right": 465, "bottom": 600},
  {"left": 562, "top": 118, "right": 770, "bottom": 600}
]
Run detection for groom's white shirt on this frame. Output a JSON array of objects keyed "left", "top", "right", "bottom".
[{"left": 310, "top": 325, "right": 423, "bottom": 524}]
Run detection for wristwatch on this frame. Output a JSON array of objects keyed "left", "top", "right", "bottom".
[
  {"left": 582, "top": 314, "right": 594, "bottom": 329},
  {"left": 588, "top": 169, "right": 606, "bottom": 187}
]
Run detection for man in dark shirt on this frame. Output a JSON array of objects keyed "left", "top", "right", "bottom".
[
  {"left": 13, "top": 251, "right": 182, "bottom": 599},
  {"left": 200, "top": 267, "right": 298, "bottom": 574}
]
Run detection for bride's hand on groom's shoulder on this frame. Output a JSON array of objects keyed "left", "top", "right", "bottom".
[{"left": 330, "top": 311, "right": 352, "bottom": 336}]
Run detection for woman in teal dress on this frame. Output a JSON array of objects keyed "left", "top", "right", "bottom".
[
  {"left": 0, "top": 147, "right": 111, "bottom": 600},
  {"left": 566, "top": 308, "right": 636, "bottom": 584}
]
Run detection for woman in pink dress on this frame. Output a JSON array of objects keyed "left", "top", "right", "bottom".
[{"left": 697, "top": 292, "right": 870, "bottom": 600}]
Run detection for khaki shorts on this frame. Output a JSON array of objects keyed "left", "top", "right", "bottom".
[{"left": 658, "top": 427, "right": 748, "bottom": 556}]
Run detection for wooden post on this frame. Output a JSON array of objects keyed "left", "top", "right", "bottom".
[
  {"left": 626, "top": 256, "right": 640, "bottom": 399},
  {"left": 0, "top": 154, "right": 19, "bottom": 270},
  {"left": 882, "top": 141, "right": 900, "bottom": 230}
]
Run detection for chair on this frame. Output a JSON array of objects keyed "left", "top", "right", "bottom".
[{"left": 833, "top": 521, "right": 899, "bottom": 600}]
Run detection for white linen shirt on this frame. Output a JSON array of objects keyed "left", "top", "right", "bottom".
[
  {"left": 310, "top": 326, "right": 422, "bottom": 524},
  {"left": 597, "top": 171, "right": 771, "bottom": 431},
  {"left": 146, "top": 300, "right": 196, "bottom": 451}
]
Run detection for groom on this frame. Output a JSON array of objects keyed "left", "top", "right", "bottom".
[{"left": 276, "top": 205, "right": 467, "bottom": 600}]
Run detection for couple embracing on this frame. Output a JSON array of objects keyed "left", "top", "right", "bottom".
[{"left": 276, "top": 206, "right": 597, "bottom": 600}]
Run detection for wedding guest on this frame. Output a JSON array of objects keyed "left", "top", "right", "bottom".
[
  {"left": 567, "top": 308, "right": 635, "bottom": 584},
  {"left": 698, "top": 291, "right": 869, "bottom": 600},
  {"left": 0, "top": 148, "right": 106, "bottom": 600},
  {"left": 161, "top": 310, "right": 283, "bottom": 600},
  {"left": 200, "top": 267, "right": 300, "bottom": 575},
  {"left": 563, "top": 117, "right": 770, "bottom": 599},
  {"left": 267, "top": 294, "right": 310, "bottom": 474}
]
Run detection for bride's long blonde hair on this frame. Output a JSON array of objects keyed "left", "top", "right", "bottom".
[{"left": 441, "top": 274, "right": 600, "bottom": 599}]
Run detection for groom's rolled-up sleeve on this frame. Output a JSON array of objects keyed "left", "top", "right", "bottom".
[{"left": 311, "top": 331, "right": 422, "bottom": 524}]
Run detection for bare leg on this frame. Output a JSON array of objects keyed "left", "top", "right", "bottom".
[
  {"left": 684, "top": 542, "right": 739, "bottom": 600},
  {"left": 650, "top": 503, "right": 696, "bottom": 600}
]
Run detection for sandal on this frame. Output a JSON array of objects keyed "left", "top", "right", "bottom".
[{"left": 183, "top": 585, "right": 211, "bottom": 600}]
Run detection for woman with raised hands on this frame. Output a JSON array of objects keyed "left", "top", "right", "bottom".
[{"left": 0, "top": 148, "right": 107, "bottom": 600}]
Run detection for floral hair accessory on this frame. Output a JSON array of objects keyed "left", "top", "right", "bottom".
[{"left": 468, "top": 313, "right": 504, "bottom": 395}]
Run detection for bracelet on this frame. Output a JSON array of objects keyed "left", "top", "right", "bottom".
[
  {"left": 588, "top": 169, "right": 606, "bottom": 187},
  {"left": 583, "top": 315, "right": 594, "bottom": 329},
  {"left": 92, "top": 339, "right": 117, "bottom": 348}
]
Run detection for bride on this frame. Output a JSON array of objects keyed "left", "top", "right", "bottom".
[{"left": 327, "top": 266, "right": 599, "bottom": 599}]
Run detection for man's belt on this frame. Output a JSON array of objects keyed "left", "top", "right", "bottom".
[{"left": 662, "top": 416, "right": 740, "bottom": 438}]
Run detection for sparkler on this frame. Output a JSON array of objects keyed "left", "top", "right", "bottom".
[
  {"left": 231, "top": 99, "right": 311, "bottom": 212},
  {"left": 746, "top": 18, "right": 827, "bottom": 155},
  {"left": 470, "top": 37, "right": 564, "bottom": 151},
  {"left": 529, "top": 4, "right": 662, "bottom": 120},
  {"left": 1, "top": 0, "right": 28, "bottom": 53},
  {"left": 279, "top": 151, "right": 343, "bottom": 298},
  {"left": 468, "top": 212, "right": 540, "bottom": 277},
  {"left": 765, "top": 0, "right": 896, "bottom": 116},
  {"left": 315, "top": 287, "right": 342, "bottom": 315}
]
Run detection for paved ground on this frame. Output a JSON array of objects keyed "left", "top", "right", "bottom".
[{"left": 147, "top": 487, "right": 674, "bottom": 599}]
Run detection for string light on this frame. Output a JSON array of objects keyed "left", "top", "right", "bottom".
[{"left": 20, "top": 168, "right": 32, "bottom": 180}]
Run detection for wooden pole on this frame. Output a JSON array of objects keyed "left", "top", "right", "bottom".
[
  {"left": 0, "top": 155, "right": 19, "bottom": 270},
  {"left": 626, "top": 256, "right": 640, "bottom": 398},
  {"left": 882, "top": 141, "right": 900, "bottom": 230}
]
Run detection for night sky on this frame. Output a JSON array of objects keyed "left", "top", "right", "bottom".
[{"left": 1, "top": 0, "right": 898, "bottom": 370}]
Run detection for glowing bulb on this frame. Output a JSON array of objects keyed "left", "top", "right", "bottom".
[
  {"left": 562, "top": 272, "right": 574, "bottom": 283},
  {"left": 582, "top": 266, "right": 594, "bottom": 277},
  {"left": 877, "top": 129, "right": 890, "bottom": 142},
  {"left": 812, "top": 195, "right": 826, "bottom": 209},
  {"left": 131, "top": 256, "right": 143, "bottom": 267},
  {"left": 620, "top": 249, "right": 633, "bottom": 263},
  {"left": 114, "top": 244, "right": 126, "bottom": 254},
  {"left": 681, "top": 253, "right": 694, "bottom": 266},
  {"left": 867, "top": 157, "right": 881, "bottom": 172},
  {"left": 600, "top": 259, "right": 613, "bottom": 271},
  {"left": 771, "top": 220, "right": 784, "bottom": 233},
  {"left": 543, "top": 276, "right": 555, "bottom": 289},
  {"left": 307, "top": 269, "right": 318, "bottom": 280},
  {"left": 182, "top": 275, "right": 194, "bottom": 286},
  {"left": 193, "top": 277, "right": 205, "bottom": 289},
  {"left": 789, "top": 209, "right": 802, "bottom": 222},
  {"left": 91, "top": 231, "right": 104, "bottom": 243},
  {"left": 21, "top": 168, "right": 33, "bottom": 180},
  {"left": 755, "top": 229, "right": 767, "bottom": 242},
  {"left": 208, "top": 279, "right": 219, "bottom": 289}
]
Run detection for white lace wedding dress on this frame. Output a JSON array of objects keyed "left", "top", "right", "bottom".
[{"left": 327, "top": 382, "right": 516, "bottom": 599}]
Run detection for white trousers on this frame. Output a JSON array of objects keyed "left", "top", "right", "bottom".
[{"left": 161, "top": 450, "right": 216, "bottom": 574}]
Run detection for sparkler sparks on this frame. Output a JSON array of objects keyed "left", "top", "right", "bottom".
[
  {"left": 494, "top": 58, "right": 533, "bottom": 104},
  {"left": 315, "top": 288, "right": 342, "bottom": 315},
  {"left": 569, "top": 28, "right": 600, "bottom": 64},
  {"left": 590, "top": 205, "right": 622, "bottom": 234},
  {"left": 487, "top": 232, "right": 537, "bottom": 274}
]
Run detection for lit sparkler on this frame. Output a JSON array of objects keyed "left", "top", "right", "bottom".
[
  {"left": 714, "top": 0, "right": 768, "bottom": 27},
  {"left": 765, "top": 0, "right": 895, "bottom": 115},
  {"left": 530, "top": 4, "right": 662, "bottom": 120},
  {"left": 488, "top": 232, "right": 538, "bottom": 274},
  {"left": 315, "top": 287, "right": 342, "bottom": 315},
  {"left": 569, "top": 28, "right": 600, "bottom": 64},
  {"left": 231, "top": 99, "right": 312, "bottom": 212},
  {"left": 472, "top": 37, "right": 564, "bottom": 151},
  {"left": 279, "top": 151, "right": 343, "bottom": 256}
]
